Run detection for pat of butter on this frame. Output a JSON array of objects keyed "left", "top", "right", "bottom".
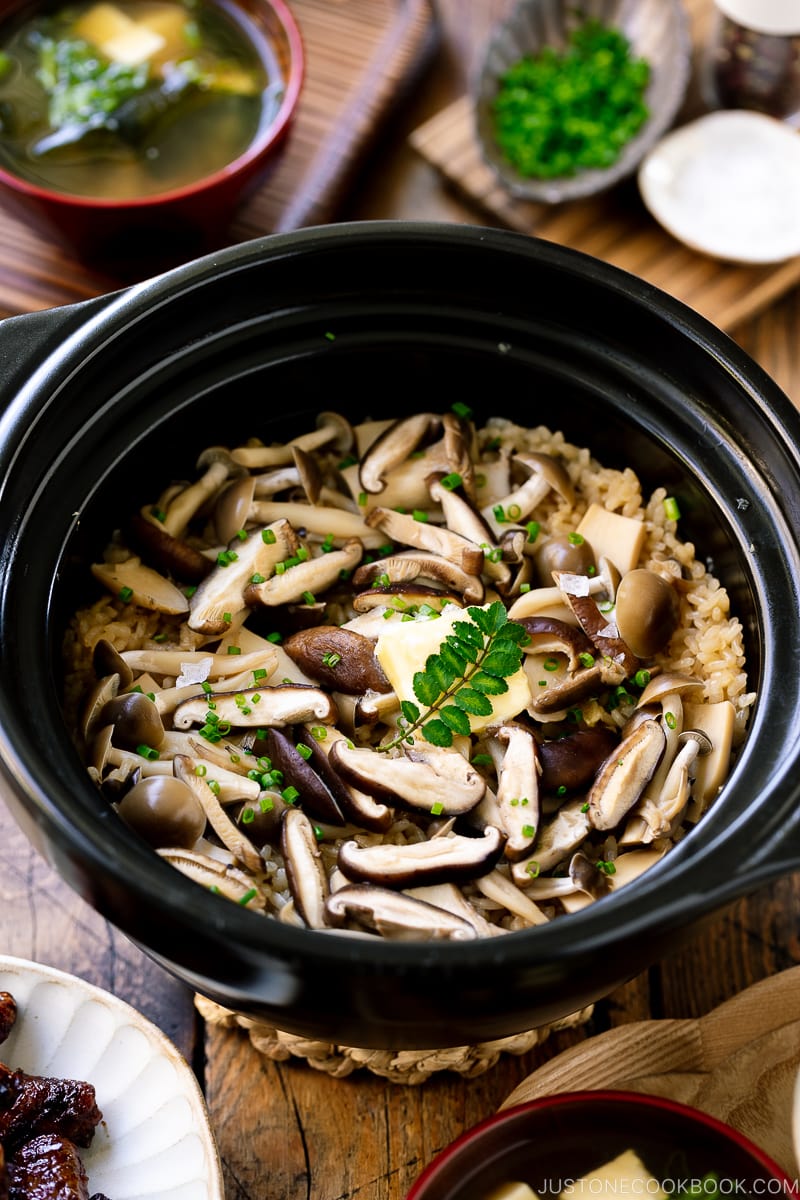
[
  {"left": 375, "top": 604, "right": 532, "bottom": 733},
  {"left": 567, "top": 1149, "right": 668, "bottom": 1200}
]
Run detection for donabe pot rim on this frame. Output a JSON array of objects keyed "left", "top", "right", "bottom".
[{"left": 1, "top": 220, "right": 799, "bottom": 976}]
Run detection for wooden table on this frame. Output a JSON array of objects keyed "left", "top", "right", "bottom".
[{"left": 2, "top": 2, "right": 800, "bottom": 1197}]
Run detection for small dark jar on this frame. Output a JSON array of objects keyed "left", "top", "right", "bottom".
[{"left": 703, "top": 0, "right": 800, "bottom": 122}]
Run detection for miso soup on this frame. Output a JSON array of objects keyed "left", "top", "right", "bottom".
[{"left": 0, "top": 0, "right": 283, "bottom": 198}]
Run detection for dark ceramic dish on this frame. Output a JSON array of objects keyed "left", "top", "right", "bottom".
[
  {"left": 0, "top": 222, "right": 798, "bottom": 1049},
  {"left": 405, "top": 1091, "right": 795, "bottom": 1200}
]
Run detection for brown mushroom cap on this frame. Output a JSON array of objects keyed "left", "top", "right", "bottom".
[
  {"left": 282, "top": 626, "right": 391, "bottom": 695},
  {"left": 100, "top": 691, "right": 165, "bottom": 752},
  {"left": 116, "top": 776, "right": 206, "bottom": 849},
  {"left": 535, "top": 534, "right": 596, "bottom": 586},
  {"left": 615, "top": 569, "right": 681, "bottom": 658}
]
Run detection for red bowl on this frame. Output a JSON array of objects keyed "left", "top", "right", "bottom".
[
  {"left": 0, "top": 0, "right": 304, "bottom": 271},
  {"left": 406, "top": 1091, "right": 796, "bottom": 1200}
]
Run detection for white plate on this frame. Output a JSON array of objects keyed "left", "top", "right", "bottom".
[
  {"left": 0, "top": 956, "right": 224, "bottom": 1200},
  {"left": 638, "top": 110, "right": 800, "bottom": 264}
]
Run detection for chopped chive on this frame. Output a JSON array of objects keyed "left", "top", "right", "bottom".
[
  {"left": 118, "top": 586, "right": 133, "bottom": 603},
  {"left": 526, "top": 860, "right": 541, "bottom": 879},
  {"left": 296, "top": 743, "right": 312, "bottom": 760},
  {"left": 567, "top": 531, "right": 584, "bottom": 545},
  {"left": 259, "top": 796, "right": 274, "bottom": 813},
  {"left": 412, "top": 509, "right": 429, "bottom": 522},
  {"left": 471, "top": 753, "right": 494, "bottom": 767},
  {"left": 526, "top": 520, "right": 540, "bottom": 543},
  {"left": 440, "top": 472, "right": 462, "bottom": 490},
  {"left": 227, "top": 645, "right": 241, "bottom": 655},
  {"left": 578, "top": 652, "right": 595, "bottom": 668},
  {"left": 430, "top": 800, "right": 444, "bottom": 815},
  {"left": 311, "top": 726, "right": 327, "bottom": 740},
  {"left": 543, "top": 657, "right": 560, "bottom": 672},
  {"left": 581, "top": 801, "right": 590, "bottom": 812},
  {"left": 358, "top": 492, "right": 368, "bottom": 507},
  {"left": 136, "top": 744, "right": 159, "bottom": 760},
  {"left": 253, "top": 668, "right": 267, "bottom": 682},
  {"left": 322, "top": 651, "right": 341, "bottom": 668},
  {"left": 250, "top": 573, "right": 266, "bottom": 585},
  {"left": 201, "top": 681, "right": 213, "bottom": 694},
  {"left": 665, "top": 710, "right": 677, "bottom": 730},
  {"left": 522, "top": 824, "right": 536, "bottom": 838},
  {"left": 493, "top": 504, "right": 507, "bottom": 523},
  {"left": 267, "top": 631, "right": 282, "bottom": 643},
  {"left": 222, "top": 611, "right": 232, "bottom": 623},
  {"left": 634, "top": 668, "right": 651, "bottom": 688},
  {"left": 282, "top": 785, "right": 300, "bottom": 804},
  {"left": 238, "top": 887, "right": 258, "bottom": 905},
  {"left": 302, "top": 590, "right": 316, "bottom": 606},
  {"left": 337, "top": 455, "right": 357, "bottom": 470},
  {"left": 519, "top": 582, "right": 531, "bottom": 593},
  {"left": 235, "top": 529, "right": 247, "bottom": 541},
  {"left": 262, "top": 528, "right": 277, "bottom": 544},
  {"left": 507, "top": 503, "right": 522, "bottom": 521},
  {"left": 324, "top": 331, "right": 336, "bottom": 341},
  {"left": 240, "top": 806, "right": 255, "bottom": 824},
  {"left": 664, "top": 496, "right": 681, "bottom": 521},
  {"left": 184, "top": 585, "right": 197, "bottom": 598},
  {"left": 150, "top": 507, "right": 166, "bottom": 523},
  {"left": 207, "top": 779, "right": 221, "bottom": 795},
  {"left": 451, "top": 401, "right": 472, "bottom": 419}
]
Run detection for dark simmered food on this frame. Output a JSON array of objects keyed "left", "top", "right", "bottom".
[{"left": 64, "top": 412, "right": 754, "bottom": 938}]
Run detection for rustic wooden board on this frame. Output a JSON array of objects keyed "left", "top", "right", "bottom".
[
  {"left": 0, "top": 0, "right": 434, "bottom": 314},
  {"left": 408, "top": 0, "right": 800, "bottom": 333},
  {"left": 501, "top": 967, "right": 800, "bottom": 1177}
]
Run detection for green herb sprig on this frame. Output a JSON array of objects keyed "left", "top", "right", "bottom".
[{"left": 381, "top": 601, "right": 528, "bottom": 751}]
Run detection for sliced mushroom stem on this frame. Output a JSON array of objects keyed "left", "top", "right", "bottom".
[
  {"left": 173, "top": 755, "right": 263, "bottom": 872},
  {"left": 365, "top": 506, "right": 484, "bottom": 576},
  {"left": 231, "top": 412, "right": 354, "bottom": 468},
  {"left": 358, "top": 413, "right": 442, "bottom": 494},
  {"left": 244, "top": 538, "right": 364, "bottom": 607}
]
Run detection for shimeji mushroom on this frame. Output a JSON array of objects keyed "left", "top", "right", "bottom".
[
  {"left": 231, "top": 412, "right": 355, "bottom": 468},
  {"left": 99, "top": 690, "right": 165, "bottom": 752},
  {"left": 127, "top": 511, "right": 213, "bottom": 585},
  {"left": 116, "top": 775, "right": 206, "bottom": 849},
  {"left": 157, "top": 848, "right": 266, "bottom": 909},
  {"left": 145, "top": 446, "right": 243, "bottom": 539},
  {"left": 173, "top": 755, "right": 263, "bottom": 873},
  {"left": 481, "top": 452, "right": 575, "bottom": 537},
  {"left": 364, "top": 506, "right": 485, "bottom": 577},
  {"left": 281, "top": 808, "right": 330, "bottom": 929},
  {"left": 405, "top": 883, "right": 501, "bottom": 937},
  {"left": 473, "top": 867, "right": 550, "bottom": 927},
  {"left": 623, "top": 729, "right": 713, "bottom": 843},
  {"left": 325, "top": 883, "right": 478, "bottom": 940},
  {"left": 426, "top": 471, "right": 510, "bottom": 590},
  {"left": 614, "top": 568, "right": 681, "bottom": 658},
  {"left": 552, "top": 570, "right": 639, "bottom": 679},
  {"left": 328, "top": 740, "right": 486, "bottom": 815},
  {"left": 336, "top": 826, "right": 505, "bottom": 888},
  {"left": 517, "top": 851, "right": 611, "bottom": 903},
  {"left": 90, "top": 726, "right": 174, "bottom": 780},
  {"left": 511, "top": 797, "right": 593, "bottom": 884}
]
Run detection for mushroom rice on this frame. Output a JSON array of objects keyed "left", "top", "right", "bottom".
[{"left": 63, "top": 412, "right": 755, "bottom": 940}]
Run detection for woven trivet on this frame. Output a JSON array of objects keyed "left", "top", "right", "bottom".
[{"left": 196, "top": 994, "right": 594, "bottom": 1084}]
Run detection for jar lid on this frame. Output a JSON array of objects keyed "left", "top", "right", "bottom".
[{"left": 716, "top": 0, "right": 800, "bottom": 36}]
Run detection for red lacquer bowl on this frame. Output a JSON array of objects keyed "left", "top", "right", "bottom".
[
  {"left": 0, "top": 0, "right": 304, "bottom": 272},
  {"left": 407, "top": 1091, "right": 796, "bottom": 1200}
]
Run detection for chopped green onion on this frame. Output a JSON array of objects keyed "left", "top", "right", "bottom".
[
  {"left": 519, "top": 582, "right": 531, "bottom": 593},
  {"left": 526, "top": 860, "right": 541, "bottom": 879},
  {"left": 522, "top": 824, "right": 536, "bottom": 838},
  {"left": 118, "top": 586, "right": 133, "bottom": 603},
  {"left": 440, "top": 472, "right": 462, "bottom": 490},
  {"left": 222, "top": 611, "right": 232, "bottom": 623},
  {"left": 235, "top": 529, "right": 247, "bottom": 541},
  {"left": 207, "top": 779, "right": 221, "bottom": 795},
  {"left": 136, "top": 744, "right": 159, "bottom": 761},
  {"left": 238, "top": 887, "right": 258, "bottom": 905},
  {"left": 322, "top": 651, "right": 341, "bottom": 668},
  {"left": 337, "top": 455, "right": 357, "bottom": 470},
  {"left": 357, "top": 492, "right": 368, "bottom": 507},
  {"left": 471, "top": 753, "right": 494, "bottom": 767},
  {"left": 412, "top": 509, "right": 429, "bottom": 522},
  {"left": 634, "top": 668, "right": 651, "bottom": 688},
  {"left": 302, "top": 590, "right": 316, "bottom": 606},
  {"left": 507, "top": 503, "right": 522, "bottom": 521},
  {"left": 664, "top": 496, "right": 681, "bottom": 521},
  {"left": 262, "top": 528, "right": 277, "bottom": 544},
  {"left": 543, "top": 657, "right": 560, "bottom": 672},
  {"left": 267, "top": 631, "right": 282, "bottom": 643},
  {"left": 665, "top": 710, "right": 677, "bottom": 730},
  {"left": 324, "top": 331, "right": 336, "bottom": 341},
  {"left": 430, "top": 801, "right": 444, "bottom": 815},
  {"left": 493, "top": 504, "right": 507, "bottom": 523},
  {"left": 282, "top": 785, "right": 300, "bottom": 805},
  {"left": 451, "top": 401, "right": 472, "bottom": 419},
  {"left": 227, "top": 645, "right": 241, "bottom": 655},
  {"left": 150, "top": 507, "right": 166, "bottom": 523},
  {"left": 296, "top": 743, "right": 312, "bottom": 760},
  {"left": 253, "top": 668, "right": 267, "bottom": 682},
  {"left": 526, "top": 521, "right": 540, "bottom": 543},
  {"left": 250, "top": 573, "right": 266, "bottom": 585},
  {"left": 310, "top": 726, "right": 327, "bottom": 740},
  {"left": 567, "top": 531, "right": 584, "bottom": 545},
  {"left": 240, "top": 806, "right": 255, "bottom": 824}
]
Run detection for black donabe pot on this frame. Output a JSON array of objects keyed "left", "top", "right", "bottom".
[{"left": 0, "top": 222, "right": 798, "bottom": 1049}]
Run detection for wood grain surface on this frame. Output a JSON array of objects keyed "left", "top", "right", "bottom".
[{"left": 2, "top": 1, "right": 800, "bottom": 1198}]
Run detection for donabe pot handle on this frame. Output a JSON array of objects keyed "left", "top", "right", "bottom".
[{"left": 0, "top": 294, "right": 114, "bottom": 410}]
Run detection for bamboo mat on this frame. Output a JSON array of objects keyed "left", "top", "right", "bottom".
[
  {"left": 408, "top": 0, "right": 800, "bottom": 333},
  {"left": 0, "top": 0, "right": 434, "bottom": 314}
]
